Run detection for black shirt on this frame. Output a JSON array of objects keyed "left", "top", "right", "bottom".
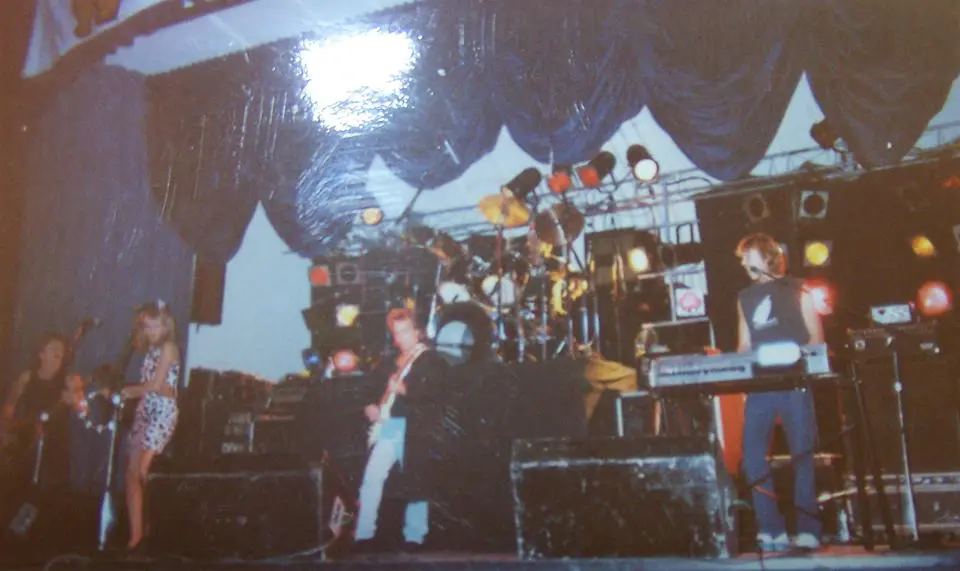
[{"left": 738, "top": 276, "right": 810, "bottom": 347}]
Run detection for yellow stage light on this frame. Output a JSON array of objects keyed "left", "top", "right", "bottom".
[
  {"left": 911, "top": 235, "right": 936, "bottom": 258},
  {"left": 335, "top": 304, "right": 360, "bottom": 327},
  {"left": 803, "top": 241, "right": 832, "bottom": 267}
]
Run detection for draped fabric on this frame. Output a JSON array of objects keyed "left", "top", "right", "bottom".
[
  {"left": 17, "top": 64, "right": 193, "bottom": 377},
  {"left": 143, "top": 0, "right": 960, "bottom": 262}
]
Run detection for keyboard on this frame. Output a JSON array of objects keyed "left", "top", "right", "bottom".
[{"left": 648, "top": 343, "right": 835, "bottom": 395}]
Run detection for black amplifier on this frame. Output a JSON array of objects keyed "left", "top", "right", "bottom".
[{"left": 511, "top": 436, "right": 735, "bottom": 559}]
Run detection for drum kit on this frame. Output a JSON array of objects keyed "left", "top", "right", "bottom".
[{"left": 405, "top": 192, "right": 597, "bottom": 366}]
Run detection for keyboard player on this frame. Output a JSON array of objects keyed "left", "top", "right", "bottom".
[{"left": 736, "top": 233, "right": 824, "bottom": 552}]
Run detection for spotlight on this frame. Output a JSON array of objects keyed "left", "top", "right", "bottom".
[
  {"left": 547, "top": 165, "right": 573, "bottom": 194},
  {"left": 917, "top": 281, "right": 953, "bottom": 317},
  {"left": 911, "top": 235, "right": 937, "bottom": 258},
  {"left": 799, "top": 191, "right": 829, "bottom": 219},
  {"left": 743, "top": 195, "right": 769, "bottom": 223},
  {"left": 332, "top": 349, "right": 361, "bottom": 374},
  {"left": 627, "top": 145, "right": 659, "bottom": 182},
  {"left": 576, "top": 151, "right": 616, "bottom": 188},
  {"left": 810, "top": 120, "right": 839, "bottom": 150},
  {"left": 627, "top": 248, "right": 651, "bottom": 273},
  {"left": 335, "top": 304, "right": 360, "bottom": 327},
  {"left": 361, "top": 207, "right": 383, "bottom": 226},
  {"left": 309, "top": 264, "right": 332, "bottom": 287},
  {"left": 806, "top": 280, "right": 834, "bottom": 316},
  {"left": 803, "top": 241, "right": 833, "bottom": 267},
  {"left": 503, "top": 168, "right": 542, "bottom": 202}
]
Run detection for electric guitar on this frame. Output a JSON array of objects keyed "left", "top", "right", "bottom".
[{"left": 367, "top": 343, "right": 428, "bottom": 449}]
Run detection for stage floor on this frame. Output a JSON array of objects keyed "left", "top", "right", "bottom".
[{"left": 8, "top": 546, "right": 960, "bottom": 571}]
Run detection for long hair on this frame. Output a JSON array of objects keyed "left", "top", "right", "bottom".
[
  {"left": 133, "top": 300, "right": 177, "bottom": 352},
  {"left": 735, "top": 233, "right": 787, "bottom": 276},
  {"left": 31, "top": 331, "right": 70, "bottom": 375}
]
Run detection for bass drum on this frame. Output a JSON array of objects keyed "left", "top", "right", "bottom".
[{"left": 433, "top": 302, "right": 494, "bottom": 366}]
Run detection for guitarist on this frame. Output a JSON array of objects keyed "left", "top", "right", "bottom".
[
  {"left": 354, "top": 308, "right": 449, "bottom": 554},
  {"left": 1, "top": 332, "right": 86, "bottom": 491}
]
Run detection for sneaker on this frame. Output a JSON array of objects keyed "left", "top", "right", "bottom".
[
  {"left": 757, "top": 532, "right": 790, "bottom": 552},
  {"left": 793, "top": 533, "right": 822, "bottom": 551}
]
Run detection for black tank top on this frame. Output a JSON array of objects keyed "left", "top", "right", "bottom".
[
  {"left": 738, "top": 276, "right": 809, "bottom": 347},
  {"left": 18, "top": 370, "right": 66, "bottom": 420}
]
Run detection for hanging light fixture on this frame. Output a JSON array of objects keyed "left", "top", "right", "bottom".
[
  {"left": 576, "top": 151, "right": 616, "bottom": 188},
  {"left": 627, "top": 145, "right": 659, "bottom": 182}
]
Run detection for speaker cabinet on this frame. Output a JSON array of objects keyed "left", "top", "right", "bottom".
[
  {"left": 854, "top": 353, "right": 960, "bottom": 474},
  {"left": 511, "top": 436, "right": 734, "bottom": 558},
  {"left": 147, "top": 457, "right": 330, "bottom": 559},
  {"left": 190, "top": 257, "right": 226, "bottom": 325}
]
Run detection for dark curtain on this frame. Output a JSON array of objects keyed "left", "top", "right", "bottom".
[
  {"left": 17, "top": 64, "right": 193, "bottom": 377},
  {"left": 145, "top": 0, "right": 960, "bottom": 261}
]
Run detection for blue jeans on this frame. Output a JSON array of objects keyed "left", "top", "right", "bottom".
[
  {"left": 743, "top": 390, "right": 821, "bottom": 537},
  {"left": 355, "top": 418, "right": 429, "bottom": 544}
]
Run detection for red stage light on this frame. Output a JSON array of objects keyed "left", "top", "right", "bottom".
[
  {"left": 806, "top": 280, "right": 833, "bottom": 316},
  {"left": 309, "top": 265, "right": 331, "bottom": 287},
  {"left": 333, "top": 349, "right": 360, "bottom": 373},
  {"left": 917, "top": 281, "right": 953, "bottom": 317}
]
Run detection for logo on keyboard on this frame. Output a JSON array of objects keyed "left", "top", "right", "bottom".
[{"left": 751, "top": 296, "right": 778, "bottom": 330}]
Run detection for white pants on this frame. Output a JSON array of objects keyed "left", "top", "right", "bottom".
[{"left": 355, "top": 419, "right": 429, "bottom": 544}]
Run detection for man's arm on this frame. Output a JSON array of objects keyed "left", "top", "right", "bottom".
[
  {"left": 800, "top": 290, "right": 825, "bottom": 345},
  {"left": 736, "top": 301, "right": 751, "bottom": 353}
]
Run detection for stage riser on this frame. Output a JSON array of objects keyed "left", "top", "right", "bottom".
[{"left": 511, "top": 436, "right": 734, "bottom": 558}]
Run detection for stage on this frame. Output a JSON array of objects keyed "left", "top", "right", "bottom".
[{"left": 12, "top": 546, "right": 960, "bottom": 571}]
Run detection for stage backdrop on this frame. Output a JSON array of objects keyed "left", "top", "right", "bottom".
[{"left": 15, "top": 64, "right": 193, "bottom": 378}]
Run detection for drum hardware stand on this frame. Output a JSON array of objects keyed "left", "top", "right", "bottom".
[{"left": 426, "top": 263, "right": 443, "bottom": 339}]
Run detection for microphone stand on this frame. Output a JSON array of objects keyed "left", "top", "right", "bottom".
[{"left": 96, "top": 332, "right": 137, "bottom": 551}]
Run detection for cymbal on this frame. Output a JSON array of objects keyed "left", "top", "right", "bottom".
[
  {"left": 534, "top": 203, "right": 585, "bottom": 246},
  {"left": 426, "top": 231, "right": 463, "bottom": 262},
  {"left": 478, "top": 190, "right": 531, "bottom": 228}
]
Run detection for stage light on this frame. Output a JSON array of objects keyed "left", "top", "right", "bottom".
[
  {"left": 917, "top": 281, "right": 952, "bottom": 317},
  {"left": 804, "top": 241, "right": 832, "bottom": 267},
  {"left": 799, "top": 191, "right": 829, "bottom": 219},
  {"left": 942, "top": 174, "right": 960, "bottom": 189},
  {"left": 576, "top": 151, "right": 616, "bottom": 188},
  {"left": 503, "top": 168, "right": 542, "bottom": 201},
  {"left": 547, "top": 165, "right": 573, "bottom": 194},
  {"left": 810, "top": 120, "right": 839, "bottom": 150},
  {"left": 335, "top": 304, "right": 360, "bottom": 327},
  {"left": 626, "top": 145, "right": 659, "bottom": 182},
  {"left": 361, "top": 207, "right": 383, "bottom": 226},
  {"left": 806, "top": 280, "right": 834, "bottom": 316},
  {"left": 661, "top": 243, "right": 704, "bottom": 268},
  {"left": 309, "top": 265, "right": 331, "bottom": 287},
  {"left": 332, "top": 349, "right": 360, "bottom": 374},
  {"left": 911, "top": 235, "right": 937, "bottom": 258},
  {"left": 627, "top": 248, "right": 651, "bottom": 273},
  {"left": 743, "top": 195, "right": 769, "bottom": 223}
]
